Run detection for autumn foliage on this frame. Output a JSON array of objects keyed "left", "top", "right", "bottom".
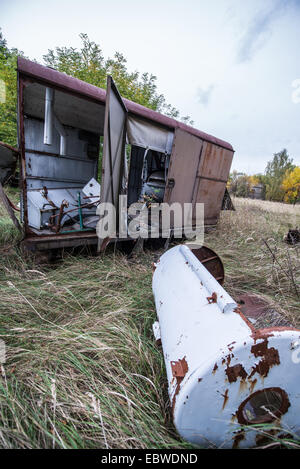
[{"left": 282, "top": 167, "right": 300, "bottom": 204}]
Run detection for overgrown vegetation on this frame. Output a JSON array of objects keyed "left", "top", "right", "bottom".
[
  {"left": 0, "top": 189, "right": 299, "bottom": 449},
  {"left": 0, "top": 31, "right": 23, "bottom": 146}
]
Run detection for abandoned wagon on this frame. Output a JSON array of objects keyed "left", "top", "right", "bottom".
[{"left": 1, "top": 57, "right": 234, "bottom": 252}]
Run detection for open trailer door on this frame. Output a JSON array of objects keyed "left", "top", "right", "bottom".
[{"left": 98, "top": 76, "right": 128, "bottom": 251}]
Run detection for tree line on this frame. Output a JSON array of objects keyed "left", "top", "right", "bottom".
[{"left": 228, "top": 149, "right": 300, "bottom": 204}]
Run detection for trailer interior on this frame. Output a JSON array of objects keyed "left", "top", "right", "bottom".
[{"left": 22, "top": 82, "right": 103, "bottom": 236}]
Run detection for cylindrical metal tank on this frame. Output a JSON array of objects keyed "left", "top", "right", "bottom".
[{"left": 152, "top": 244, "right": 300, "bottom": 448}]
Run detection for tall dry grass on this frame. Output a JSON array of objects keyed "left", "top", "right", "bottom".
[
  {"left": 203, "top": 197, "right": 300, "bottom": 326},
  {"left": 0, "top": 251, "right": 187, "bottom": 449},
  {"left": 0, "top": 190, "right": 299, "bottom": 448}
]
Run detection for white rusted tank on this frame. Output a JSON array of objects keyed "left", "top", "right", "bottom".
[{"left": 152, "top": 244, "right": 300, "bottom": 448}]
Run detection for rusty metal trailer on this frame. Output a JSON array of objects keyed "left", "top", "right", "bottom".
[{"left": 3, "top": 57, "right": 234, "bottom": 252}]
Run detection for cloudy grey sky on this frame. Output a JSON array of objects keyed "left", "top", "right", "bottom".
[{"left": 1, "top": 0, "right": 300, "bottom": 173}]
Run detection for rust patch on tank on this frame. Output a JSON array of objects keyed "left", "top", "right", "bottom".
[
  {"left": 251, "top": 326, "right": 299, "bottom": 342},
  {"left": 171, "top": 356, "right": 188, "bottom": 379},
  {"left": 251, "top": 339, "right": 270, "bottom": 357},
  {"left": 222, "top": 389, "right": 229, "bottom": 410},
  {"left": 223, "top": 353, "right": 234, "bottom": 367},
  {"left": 239, "top": 378, "right": 248, "bottom": 393},
  {"left": 249, "top": 378, "right": 257, "bottom": 394},
  {"left": 249, "top": 339, "right": 280, "bottom": 379},
  {"left": 251, "top": 329, "right": 274, "bottom": 342},
  {"left": 207, "top": 292, "right": 217, "bottom": 304},
  {"left": 223, "top": 354, "right": 231, "bottom": 367},
  {"left": 227, "top": 341, "right": 236, "bottom": 352},
  {"left": 226, "top": 364, "right": 247, "bottom": 383},
  {"left": 212, "top": 363, "right": 218, "bottom": 374},
  {"left": 170, "top": 357, "right": 189, "bottom": 414}
]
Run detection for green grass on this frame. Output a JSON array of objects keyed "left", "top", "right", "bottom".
[{"left": 0, "top": 189, "right": 300, "bottom": 448}]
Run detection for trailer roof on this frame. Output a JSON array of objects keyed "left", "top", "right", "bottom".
[{"left": 18, "top": 57, "right": 233, "bottom": 151}]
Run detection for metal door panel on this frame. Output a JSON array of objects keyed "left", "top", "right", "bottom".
[
  {"left": 164, "top": 129, "right": 203, "bottom": 229},
  {"left": 195, "top": 143, "right": 233, "bottom": 224},
  {"left": 98, "top": 77, "right": 127, "bottom": 248},
  {"left": 100, "top": 76, "right": 127, "bottom": 208}
]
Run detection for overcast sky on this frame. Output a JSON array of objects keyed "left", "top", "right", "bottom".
[{"left": 1, "top": 0, "right": 300, "bottom": 173}]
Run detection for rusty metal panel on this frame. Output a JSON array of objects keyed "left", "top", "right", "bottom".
[
  {"left": 22, "top": 232, "right": 98, "bottom": 251},
  {"left": 198, "top": 143, "right": 233, "bottom": 181},
  {"left": 194, "top": 143, "right": 234, "bottom": 224},
  {"left": 164, "top": 128, "right": 203, "bottom": 209},
  {"left": 196, "top": 179, "right": 227, "bottom": 225}
]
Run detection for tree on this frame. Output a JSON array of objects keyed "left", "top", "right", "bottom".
[
  {"left": 43, "top": 33, "right": 193, "bottom": 124},
  {"left": 264, "top": 149, "right": 295, "bottom": 201},
  {"left": 282, "top": 167, "right": 300, "bottom": 204},
  {"left": 228, "top": 171, "right": 251, "bottom": 198},
  {"left": 0, "top": 29, "right": 24, "bottom": 146}
]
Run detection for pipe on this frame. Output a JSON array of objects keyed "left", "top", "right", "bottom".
[
  {"left": 43, "top": 88, "right": 54, "bottom": 145},
  {"left": 152, "top": 244, "right": 300, "bottom": 448},
  {"left": 54, "top": 114, "right": 67, "bottom": 156},
  {"left": 43, "top": 87, "right": 67, "bottom": 155}
]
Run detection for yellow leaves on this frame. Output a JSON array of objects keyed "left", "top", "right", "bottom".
[
  {"left": 249, "top": 175, "right": 260, "bottom": 186},
  {"left": 282, "top": 167, "right": 300, "bottom": 203}
]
